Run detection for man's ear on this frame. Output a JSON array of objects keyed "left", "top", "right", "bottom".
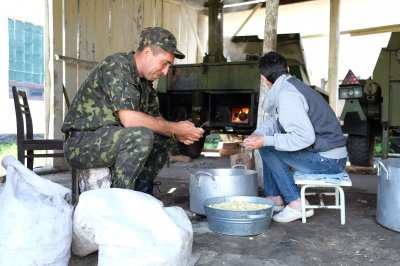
[{"left": 142, "top": 46, "right": 152, "bottom": 57}]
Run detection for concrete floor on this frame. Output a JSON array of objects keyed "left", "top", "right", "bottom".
[{"left": 38, "top": 156, "right": 400, "bottom": 266}]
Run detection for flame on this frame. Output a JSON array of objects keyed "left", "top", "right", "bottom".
[{"left": 231, "top": 107, "right": 249, "bottom": 123}]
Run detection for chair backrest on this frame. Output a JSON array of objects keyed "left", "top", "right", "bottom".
[
  {"left": 11, "top": 85, "right": 65, "bottom": 170},
  {"left": 12, "top": 86, "right": 33, "bottom": 143},
  {"left": 62, "top": 84, "right": 71, "bottom": 109}
]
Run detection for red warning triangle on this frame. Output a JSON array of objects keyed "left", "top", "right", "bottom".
[{"left": 341, "top": 70, "right": 360, "bottom": 85}]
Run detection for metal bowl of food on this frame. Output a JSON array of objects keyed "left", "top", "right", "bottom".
[{"left": 203, "top": 196, "right": 275, "bottom": 236}]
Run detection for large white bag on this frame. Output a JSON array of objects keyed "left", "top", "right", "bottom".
[
  {"left": 0, "top": 155, "right": 73, "bottom": 266},
  {"left": 72, "top": 188, "right": 193, "bottom": 266}
]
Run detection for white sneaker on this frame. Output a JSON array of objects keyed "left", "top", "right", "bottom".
[{"left": 272, "top": 205, "right": 314, "bottom": 223}]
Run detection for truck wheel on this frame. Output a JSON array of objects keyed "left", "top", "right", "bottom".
[
  {"left": 178, "top": 137, "right": 206, "bottom": 158},
  {"left": 347, "top": 135, "right": 375, "bottom": 167}
]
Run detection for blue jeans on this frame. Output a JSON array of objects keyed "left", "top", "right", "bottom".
[{"left": 259, "top": 146, "right": 347, "bottom": 203}]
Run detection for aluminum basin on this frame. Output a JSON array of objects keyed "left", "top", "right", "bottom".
[{"left": 203, "top": 196, "right": 275, "bottom": 236}]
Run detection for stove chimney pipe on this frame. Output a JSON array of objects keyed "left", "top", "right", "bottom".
[{"left": 204, "top": 0, "right": 227, "bottom": 63}]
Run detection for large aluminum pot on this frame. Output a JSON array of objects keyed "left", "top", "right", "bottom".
[
  {"left": 189, "top": 165, "right": 258, "bottom": 215},
  {"left": 375, "top": 158, "right": 400, "bottom": 232}
]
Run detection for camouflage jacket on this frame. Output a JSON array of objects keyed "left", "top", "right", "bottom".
[{"left": 61, "top": 51, "right": 160, "bottom": 133}]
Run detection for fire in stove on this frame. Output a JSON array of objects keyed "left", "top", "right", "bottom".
[{"left": 231, "top": 107, "right": 249, "bottom": 123}]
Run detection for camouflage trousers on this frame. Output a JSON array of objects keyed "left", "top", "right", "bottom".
[{"left": 64, "top": 126, "right": 172, "bottom": 190}]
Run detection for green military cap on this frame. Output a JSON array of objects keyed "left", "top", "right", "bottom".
[{"left": 140, "top": 27, "right": 185, "bottom": 59}]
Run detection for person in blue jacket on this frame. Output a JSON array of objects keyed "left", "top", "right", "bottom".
[{"left": 244, "top": 51, "right": 347, "bottom": 223}]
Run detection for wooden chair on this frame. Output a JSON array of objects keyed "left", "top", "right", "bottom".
[
  {"left": 62, "top": 84, "right": 79, "bottom": 204},
  {"left": 12, "top": 86, "right": 64, "bottom": 170},
  {"left": 62, "top": 84, "right": 71, "bottom": 109}
]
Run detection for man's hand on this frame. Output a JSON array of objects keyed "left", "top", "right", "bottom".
[
  {"left": 174, "top": 121, "right": 204, "bottom": 145},
  {"left": 244, "top": 135, "right": 264, "bottom": 150},
  {"left": 118, "top": 110, "right": 204, "bottom": 144}
]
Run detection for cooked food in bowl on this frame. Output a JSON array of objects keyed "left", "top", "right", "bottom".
[{"left": 208, "top": 200, "right": 270, "bottom": 211}]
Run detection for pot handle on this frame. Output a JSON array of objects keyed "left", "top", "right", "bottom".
[
  {"left": 232, "top": 164, "right": 247, "bottom": 169},
  {"left": 195, "top": 171, "right": 217, "bottom": 188},
  {"left": 374, "top": 159, "right": 389, "bottom": 181}
]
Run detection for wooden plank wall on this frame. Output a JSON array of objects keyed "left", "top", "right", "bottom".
[
  {"left": 61, "top": 0, "right": 202, "bottom": 101},
  {"left": 45, "top": 0, "right": 203, "bottom": 152},
  {"left": 64, "top": 0, "right": 78, "bottom": 107}
]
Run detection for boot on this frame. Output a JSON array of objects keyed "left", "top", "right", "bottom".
[{"left": 134, "top": 179, "right": 154, "bottom": 196}]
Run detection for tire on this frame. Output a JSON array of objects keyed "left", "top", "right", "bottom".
[
  {"left": 178, "top": 137, "right": 206, "bottom": 158},
  {"left": 347, "top": 135, "right": 375, "bottom": 167}
]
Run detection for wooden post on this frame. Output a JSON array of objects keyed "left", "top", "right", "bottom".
[
  {"left": 262, "top": 1, "right": 279, "bottom": 54},
  {"left": 254, "top": 0, "right": 280, "bottom": 189},
  {"left": 328, "top": 0, "right": 341, "bottom": 115},
  {"left": 45, "top": 0, "right": 65, "bottom": 168}
]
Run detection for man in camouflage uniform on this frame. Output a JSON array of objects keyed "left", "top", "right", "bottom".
[{"left": 62, "top": 27, "right": 204, "bottom": 195}]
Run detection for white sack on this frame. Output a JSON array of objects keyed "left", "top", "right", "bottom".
[
  {"left": 72, "top": 188, "right": 193, "bottom": 266},
  {"left": 0, "top": 155, "right": 73, "bottom": 266}
]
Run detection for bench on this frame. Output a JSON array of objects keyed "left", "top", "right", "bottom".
[{"left": 294, "top": 172, "right": 352, "bottom": 225}]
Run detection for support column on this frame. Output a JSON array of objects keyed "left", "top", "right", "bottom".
[
  {"left": 327, "top": 0, "right": 341, "bottom": 115},
  {"left": 255, "top": 0, "right": 279, "bottom": 189},
  {"left": 45, "top": 0, "right": 65, "bottom": 168}
]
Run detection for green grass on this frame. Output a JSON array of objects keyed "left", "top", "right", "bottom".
[
  {"left": 0, "top": 142, "right": 17, "bottom": 155},
  {"left": 0, "top": 142, "right": 18, "bottom": 176}
]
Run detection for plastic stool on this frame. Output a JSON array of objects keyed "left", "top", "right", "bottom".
[{"left": 294, "top": 173, "right": 352, "bottom": 225}]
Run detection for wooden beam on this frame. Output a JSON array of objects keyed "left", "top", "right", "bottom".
[
  {"left": 254, "top": 0, "right": 279, "bottom": 190},
  {"left": 302, "top": 24, "right": 400, "bottom": 39},
  {"left": 54, "top": 54, "right": 98, "bottom": 68},
  {"left": 232, "top": 2, "right": 263, "bottom": 37},
  {"left": 262, "top": 0, "right": 279, "bottom": 53},
  {"left": 327, "top": 0, "right": 340, "bottom": 115},
  {"left": 342, "top": 24, "right": 400, "bottom": 36},
  {"left": 45, "top": 0, "right": 64, "bottom": 168}
]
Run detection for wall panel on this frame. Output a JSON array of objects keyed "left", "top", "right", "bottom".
[
  {"left": 110, "top": 0, "right": 125, "bottom": 53},
  {"left": 77, "top": 0, "right": 96, "bottom": 87},
  {"left": 122, "top": 0, "right": 143, "bottom": 52},
  {"left": 64, "top": 0, "right": 78, "bottom": 99},
  {"left": 61, "top": 0, "right": 203, "bottom": 93},
  {"left": 94, "top": 0, "right": 110, "bottom": 62}
]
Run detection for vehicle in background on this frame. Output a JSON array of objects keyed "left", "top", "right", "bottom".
[{"left": 338, "top": 32, "right": 400, "bottom": 166}]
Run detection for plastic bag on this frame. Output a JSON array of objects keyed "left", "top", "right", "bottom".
[
  {"left": 0, "top": 155, "right": 73, "bottom": 266},
  {"left": 78, "top": 167, "right": 111, "bottom": 193},
  {"left": 72, "top": 188, "right": 193, "bottom": 265}
]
